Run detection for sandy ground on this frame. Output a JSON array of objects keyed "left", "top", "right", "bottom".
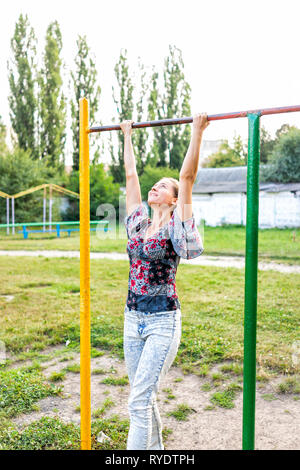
[
  {"left": 0, "top": 250, "right": 300, "bottom": 273},
  {"left": 8, "top": 346, "right": 300, "bottom": 450}
]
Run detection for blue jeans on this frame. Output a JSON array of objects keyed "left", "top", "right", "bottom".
[{"left": 123, "top": 305, "right": 181, "bottom": 450}]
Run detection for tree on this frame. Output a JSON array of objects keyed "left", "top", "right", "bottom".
[
  {"left": 162, "top": 45, "right": 192, "bottom": 170},
  {"left": 109, "top": 48, "right": 134, "bottom": 184},
  {"left": 0, "top": 148, "right": 58, "bottom": 223},
  {"left": 109, "top": 45, "right": 192, "bottom": 180},
  {"left": 70, "top": 35, "right": 101, "bottom": 171},
  {"left": 275, "top": 123, "right": 297, "bottom": 140},
  {"left": 133, "top": 57, "right": 150, "bottom": 175},
  {"left": 8, "top": 14, "right": 38, "bottom": 158},
  {"left": 202, "top": 135, "right": 247, "bottom": 168},
  {"left": 180, "top": 80, "right": 192, "bottom": 161},
  {"left": 260, "top": 127, "right": 300, "bottom": 183},
  {"left": 260, "top": 126, "right": 276, "bottom": 163},
  {"left": 65, "top": 163, "right": 122, "bottom": 221},
  {"left": 232, "top": 134, "right": 247, "bottom": 164},
  {"left": 260, "top": 124, "right": 297, "bottom": 164},
  {"left": 39, "top": 21, "right": 66, "bottom": 172},
  {"left": 0, "top": 116, "right": 7, "bottom": 155},
  {"left": 145, "top": 46, "right": 192, "bottom": 171},
  {"left": 146, "top": 67, "right": 161, "bottom": 167},
  {"left": 146, "top": 66, "right": 169, "bottom": 168}
]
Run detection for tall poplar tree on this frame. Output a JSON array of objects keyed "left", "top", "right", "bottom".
[
  {"left": 109, "top": 48, "right": 134, "bottom": 184},
  {"left": 146, "top": 66, "right": 164, "bottom": 167},
  {"left": 71, "top": 35, "right": 101, "bottom": 171},
  {"left": 8, "top": 14, "right": 38, "bottom": 158},
  {"left": 162, "top": 45, "right": 191, "bottom": 170},
  {"left": 146, "top": 45, "right": 191, "bottom": 170},
  {"left": 134, "top": 57, "right": 149, "bottom": 174},
  {"left": 39, "top": 21, "right": 66, "bottom": 170},
  {"left": 0, "top": 116, "right": 7, "bottom": 155},
  {"left": 179, "top": 80, "right": 192, "bottom": 163}
]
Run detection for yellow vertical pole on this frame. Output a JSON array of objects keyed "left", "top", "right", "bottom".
[{"left": 79, "top": 97, "right": 91, "bottom": 450}]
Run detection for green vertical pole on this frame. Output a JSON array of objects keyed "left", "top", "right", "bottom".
[{"left": 242, "top": 113, "right": 260, "bottom": 450}]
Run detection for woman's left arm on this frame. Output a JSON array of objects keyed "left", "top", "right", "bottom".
[{"left": 177, "top": 113, "right": 209, "bottom": 222}]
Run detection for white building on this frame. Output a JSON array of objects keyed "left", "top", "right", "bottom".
[{"left": 192, "top": 166, "right": 300, "bottom": 228}]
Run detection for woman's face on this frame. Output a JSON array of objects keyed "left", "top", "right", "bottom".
[{"left": 147, "top": 179, "right": 177, "bottom": 208}]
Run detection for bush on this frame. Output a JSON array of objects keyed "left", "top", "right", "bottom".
[
  {"left": 64, "top": 163, "right": 122, "bottom": 221},
  {"left": 260, "top": 128, "right": 300, "bottom": 183}
]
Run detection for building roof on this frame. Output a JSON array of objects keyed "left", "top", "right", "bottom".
[{"left": 193, "top": 166, "right": 300, "bottom": 194}]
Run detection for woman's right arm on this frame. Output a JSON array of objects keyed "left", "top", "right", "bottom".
[{"left": 120, "top": 120, "right": 142, "bottom": 216}]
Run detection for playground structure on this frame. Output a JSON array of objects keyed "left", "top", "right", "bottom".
[
  {"left": 79, "top": 99, "right": 300, "bottom": 451},
  {"left": 0, "top": 183, "right": 79, "bottom": 235},
  {"left": 0, "top": 184, "right": 110, "bottom": 238}
]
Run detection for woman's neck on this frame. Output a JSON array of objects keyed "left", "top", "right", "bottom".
[{"left": 150, "top": 207, "right": 172, "bottom": 229}]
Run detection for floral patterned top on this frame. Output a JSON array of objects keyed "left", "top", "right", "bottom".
[{"left": 124, "top": 203, "right": 204, "bottom": 313}]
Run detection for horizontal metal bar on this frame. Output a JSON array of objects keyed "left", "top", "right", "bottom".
[{"left": 88, "top": 105, "right": 300, "bottom": 133}]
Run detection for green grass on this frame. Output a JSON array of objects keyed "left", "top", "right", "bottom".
[
  {"left": 167, "top": 403, "right": 196, "bottom": 421},
  {"left": 0, "top": 365, "right": 61, "bottom": 418},
  {"left": 201, "top": 383, "right": 213, "bottom": 392},
  {"left": 0, "top": 255, "right": 299, "bottom": 375},
  {"left": 91, "top": 348, "right": 105, "bottom": 358},
  {"left": 63, "top": 363, "right": 80, "bottom": 373},
  {"left": 211, "top": 372, "right": 226, "bottom": 385},
  {"left": 276, "top": 376, "right": 300, "bottom": 394},
  {"left": 0, "top": 415, "right": 129, "bottom": 450},
  {"left": 59, "top": 355, "right": 74, "bottom": 362},
  {"left": 210, "top": 383, "right": 243, "bottom": 409},
  {"left": 0, "top": 224, "right": 300, "bottom": 265},
  {"left": 48, "top": 371, "right": 66, "bottom": 382},
  {"left": 262, "top": 394, "right": 278, "bottom": 401},
  {"left": 219, "top": 362, "right": 243, "bottom": 376},
  {"left": 100, "top": 376, "right": 129, "bottom": 386},
  {"left": 92, "top": 368, "right": 107, "bottom": 375},
  {"left": 92, "top": 398, "right": 115, "bottom": 418},
  {"left": 0, "top": 247, "right": 299, "bottom": 450},
  {"left": 204, "top": 405, "right": 216, "bottom": 411},
  {"left": 162, "top": 388, "right": 176, "bottom": 399}
]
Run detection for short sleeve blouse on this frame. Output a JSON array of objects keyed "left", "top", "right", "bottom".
[
  {"left": 124, "top": 203, "right": 204, "bottom": 260},
  {"left": 124, "top": 203, "right": 149, "bottom": 240},
  {"left": 124, "top": 203, "right": 204, "bottom": 312},
  {"left": 169, "top": 206, "right": 204, "bottom": 259}
]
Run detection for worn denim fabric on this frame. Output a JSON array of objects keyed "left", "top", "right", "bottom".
[{"left": 123, "top": 304, "right": 181, "bottom": 450}]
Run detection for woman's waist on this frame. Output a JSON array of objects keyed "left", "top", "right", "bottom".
[
  {"left": 124, "top": 304, "right": 181, "bottom": 316},
  {"left": 126, "top": 289, "right": 180, "bottom": 313}
]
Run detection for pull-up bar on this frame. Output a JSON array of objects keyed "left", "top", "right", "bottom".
[
  {"left": 79, "top": 98, "right": 300, "bottom": 451},
  {"left": 88, "top": 105, "right": 300, "bottom": 133}
]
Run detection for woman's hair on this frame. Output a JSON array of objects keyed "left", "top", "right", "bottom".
[
  {"left": 165, "top": 177, "right": 179, "bottom": 198},
  {"left": 161, "top": 177, "right": 179, "bottom": 214}
]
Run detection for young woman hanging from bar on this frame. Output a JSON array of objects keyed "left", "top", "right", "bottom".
[{"left": 121, "top": 113, "right": 209, "bottom": 450}]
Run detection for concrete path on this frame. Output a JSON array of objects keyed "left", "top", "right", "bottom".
[{"left": 0, "top": 250, "right": 299, "bottom": 274}]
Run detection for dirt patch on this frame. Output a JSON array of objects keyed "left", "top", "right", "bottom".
[{"left": 7, "top": 345, "right": 300, "bottom": 450}]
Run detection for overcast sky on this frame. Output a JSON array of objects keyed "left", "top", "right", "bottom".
[{"left": 1, "top": 0, "right": 300, "bottom": 165}]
